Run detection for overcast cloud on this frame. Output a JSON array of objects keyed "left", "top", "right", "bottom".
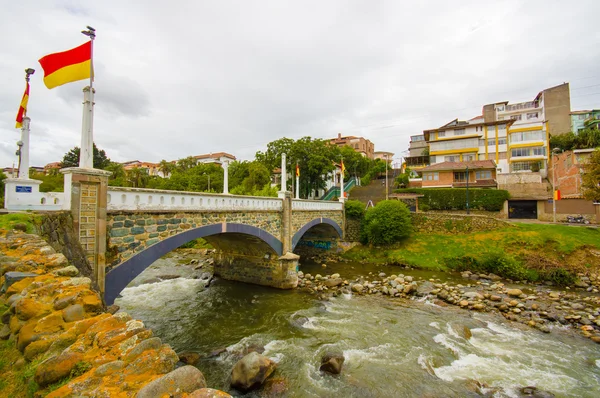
[{"left": 1, "top": 0, "right": 599, "bottom": 168}]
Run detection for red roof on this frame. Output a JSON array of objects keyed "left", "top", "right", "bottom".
[{"left": 419, "top": 160, "right": 497, "bottom": 172}]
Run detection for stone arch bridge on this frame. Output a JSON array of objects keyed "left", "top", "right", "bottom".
[{"left": 56, "top": 172, "right": 344, "bottom": 305}]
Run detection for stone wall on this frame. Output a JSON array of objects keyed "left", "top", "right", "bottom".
[
  {"left": 0, "top": 229, "right": 222, "bottom": 397},
  {"left": 35, "top": 212, "right": 94, "bottom": 284},
  {"left": 107, "top": 210, "right": 281, "bottom": 270},
  {"left": 345, "top": 218, "right": 361, "bottom": 242},
  {"left": 411, "top": 212, "right": 511, "bottom": 235}
]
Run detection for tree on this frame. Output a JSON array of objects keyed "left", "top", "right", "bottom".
[
  {"left": 126, "top": 167, "right": 149, "bottom": 188},
  {"left": 360, "top": 200, "right": 412, "bottom": 245},
  {"left": 175, "top": 156, "right": 198, "bottom": 172},
  {"left": 61, "top": 143, "right": 111, "bottom": 169},
  {"left": 581, "top": 149, "right": 600, "bottom": 202},
  {"left": 158, "top": 159, "right": 175, "bottom": 177},
  {"left": 551, "top": 129, "right": 600, "bottom": 151}
]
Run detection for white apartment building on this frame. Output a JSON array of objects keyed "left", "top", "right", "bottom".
[
  {"left": 422, "top": 83, "right": 571, "bottom": 177},
  {"left": 423, "top": 117, "right": 513, "bottom": 174}
]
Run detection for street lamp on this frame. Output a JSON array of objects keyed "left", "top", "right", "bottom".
[{"left": 552, "top": 148, "right": 562, "bottom": 223}]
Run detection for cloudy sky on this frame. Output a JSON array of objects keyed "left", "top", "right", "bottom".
[{"left": 1, "top": 0, "right": 599, "bottom": 169}]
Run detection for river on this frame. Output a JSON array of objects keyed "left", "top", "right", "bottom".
[{"left": 116, "top": 253, "right": 600, "bottom": 397}]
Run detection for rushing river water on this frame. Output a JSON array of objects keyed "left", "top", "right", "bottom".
[{"left": 116, "top": 254, "right": 600, "bottom": 397}]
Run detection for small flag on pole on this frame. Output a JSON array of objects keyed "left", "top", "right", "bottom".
[
  {"left": 341, "top": 160, "right": 346, "bottom": 174},
  {"left": 296, "top": 163, "right": 300, "bottom": 177},
  {"left": 15, "top": 81, "right": 30, "bottom": 128},
  {"left": 38, "top": 41, "right": 92, "bottom": 89},
  {"left": 554, "top": 189, "right": 561, "bottom": 201}
]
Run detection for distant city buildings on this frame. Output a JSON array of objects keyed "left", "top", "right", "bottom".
[{"left": 329, "top": 133, "right": 375, "bottom": 159}]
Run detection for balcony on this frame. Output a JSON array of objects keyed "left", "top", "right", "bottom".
[
  {"left": 504, "top": 101, "right": 539, "bottom": 112},
  {"left": 584, "top": 115, "right": 600, "bottom": 128},
  {"left": 405, "top": 156, "right": 429, "bottom": 168}
]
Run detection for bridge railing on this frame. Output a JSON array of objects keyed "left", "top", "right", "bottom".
[
  {"left": 292, "top": 199, "right": 343, "bottom": 211},
  {"left": 107, "top": 187, "right": 283, "bottom": 211}
]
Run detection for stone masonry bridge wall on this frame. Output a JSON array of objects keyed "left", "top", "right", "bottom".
[{"left": 106, "top": 210, "right": 282, "bottom": 272}]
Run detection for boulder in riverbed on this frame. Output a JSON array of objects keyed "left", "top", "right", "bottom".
[
  {"left": 319, "top": 352, "right": 345, "bottom": 375},
  {"left": 230, "top": 352, "right": 276, "bottom": 392},
  {"left": 137, "top": 365, "right": 207, "bottom": 398}
]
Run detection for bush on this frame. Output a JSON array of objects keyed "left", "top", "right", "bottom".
[
  {"left": 419, "top": 203, "right": 430, "bottom": 212},
  {"left": 396, "top": 188, "right": 509, "bottom": 211},
  {"left": 345, "top": 200, "right": 365, "bottom": 219},
  {"left": 540, "top": 268, "right": 576, "bottom": 286},
  {"left": 360, "top": 200, "right": 412, "bottom": 245}
]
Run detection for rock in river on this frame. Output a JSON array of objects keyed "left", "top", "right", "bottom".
[
  {"left": 231, "top": 352, "right": 276, "bottom": 392},
  {"left": 319, "top": 352, "right": 345, "bottom": 375}
]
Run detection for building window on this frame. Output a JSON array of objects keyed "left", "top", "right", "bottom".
[
  {"left": 445, "top": 155, "right": 460, "bottom": 162},
  {"left": 498, "top": 137, "right": 507, "bottom": 145},
  {"left": 527, "top": 112, "right": 539, "bottom": 119},
  {"left": 437, "top": 131, "right": 446, "bottom": 138},
  {"left": 510, "top": 131, "right": 544, "bottom": 143},
  {"left": 511, "top": 161, "right": 542, "bottom": 172},
  {"left": 430, "top": 137, "right": 479, "bottom": 152},
  {"left": 424, "top": 172, "right": 439, "bottom": 181},
  {"left": 578, "top": 114, "right": 586, "bottom": 120},
  {"left": 496, "top": 105, "right": 505, "bottom": 111},
  {"left": 511, "top": 146, "right": 546, "bottom": 157},
  {"left": 454, "top": 128, "right": 466, "bottom": 135},
  {"left": 463, "top": 154, "right": 476, "bottom": 161},
  {"left": 498, "top": 124, "right": 506, "bottom": 130},
  {"left": 510, "top": 114, "right": 522, "bottom": 121},
  {"left": 487, "top": 138, "right": 496, "bottom": 146},
  {"left": 479, "top": 139, "right": 486, "bottom": 146},
  {"left": 453, "top": 171, "right": 467, "bottom": 182},
  {"left": 476, "top": 170, "right": 492, "bottom": 179}
]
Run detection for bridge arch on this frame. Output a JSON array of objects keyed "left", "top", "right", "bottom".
[
  {"left": 105, "top": 223, "right": 282, "bottom": 305},
  {"left": 291, "top": 217, "right": 343, "bottom": 251}
]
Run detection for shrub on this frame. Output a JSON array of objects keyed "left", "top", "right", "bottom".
[
  {"left": 395, "top": 188, "right": 509, "bottom": 212},
  {"left": 541, "top": 268, "right": 576, "bottom": 286},
  {"left": 360, "top": 200, "right": 412, "bottom": 245},
  {"left": 345, "top": 200, "right": 365, "bottom": 219},
  {"left": 419, "top": 203, "right": 430, "bottom": 212}
]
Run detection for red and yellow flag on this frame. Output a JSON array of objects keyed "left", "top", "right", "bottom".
[
  {"left": 38, "top": 41, "right": 92, "bottom": 89},
  {"left": 15, "top": 82, "right": 30, "bottom": 128},
  {"left": 296, "top": 163, "right": 300, "bottom": 177}
]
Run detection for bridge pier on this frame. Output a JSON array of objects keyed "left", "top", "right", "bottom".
[{"left": 213, "top": 251, "right": 299, "bottom": 289}]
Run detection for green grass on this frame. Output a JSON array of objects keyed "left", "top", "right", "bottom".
[
  {"left": 343, "top": 223, "right": 600, "bottom": 271},
  {"left": 0, "top": 213, "right": 40, "bottom": 234}
]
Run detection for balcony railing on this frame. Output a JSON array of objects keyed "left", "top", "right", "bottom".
[{"left": 504, "top": 101, "right": 539, "bottom": 112}]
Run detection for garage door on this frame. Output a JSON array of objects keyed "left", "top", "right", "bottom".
[{"left": 508, "top": 200, "right": 537, "bottom": 219}]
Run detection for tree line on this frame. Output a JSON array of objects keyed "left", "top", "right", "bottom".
[{"left": 27, "top": 137, "right": 391, "bottom": 198}]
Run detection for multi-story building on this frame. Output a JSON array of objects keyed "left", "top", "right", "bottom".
[
  {"left": 405, "top": 134, "right": 429, "bottom": 171},
  {"left": 481, "top": 82, "right": 571, "bottom": 175},
  {"left": 571, "top": 110, "right": 600, "bottom": 133},
  {"left": 373, "top": 151, "right": 394, "bottom": 162},
  {"left": 193, "top": 152, "right": 236, "bottom": 165},
  {"left": 421, "top": 83, "right": 571, "bottom": 178},
  {"left": 423, "top": 116, "right": 514, "bottom": 173},
  {"left": 329, "top": 133, "right": 375, "bottom": 159},
  {"left": 122, "top": 161, "right": 161, "bottom": 176}
]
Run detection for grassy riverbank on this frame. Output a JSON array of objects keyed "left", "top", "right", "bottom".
[{"left": 343, "top": 223, "right": 600, "bottom": 280}]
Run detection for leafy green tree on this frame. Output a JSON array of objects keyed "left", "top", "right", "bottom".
[
  {"left": 395, "top": 167, "right": 411, "bottom": 188},
  {"left": 361, "top": 200, "right": 412, "bottom": 245},
  {"left": 551, "top": 128, "right": 600, "bottom": 151},
  {"left": 29, "top": 171, "right": 64, "bottom": 192},
  {"left": 175, "top": 156, "right": 198, "bottom": 172},
  {"left": 255, "top": 137, "right": 295, "bottom": 172},
  {"left": 126, "top": 167, "right": 149, "bottom": 188},
  {"left": 158, "top": 159, "right": 175, "bottom": 177},
  {"left": 582, "top": 149, "right": 600, "bottom": 202},
  {"left": 345, "top": 199, "right": 365, "bottom": 219},
  {"left": 61, "top": 143, "right": 111, "bottom": 169}
]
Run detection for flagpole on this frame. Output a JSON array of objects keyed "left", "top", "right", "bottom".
[
  {"left": 295, "top": 163, "right": 299, "bottom": 199},
  {"left": 18, "top": 68, "right": 35, "bottom": 179},
  {"left": 80, "top": 26, "right": 96, "bottom": 168}
]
